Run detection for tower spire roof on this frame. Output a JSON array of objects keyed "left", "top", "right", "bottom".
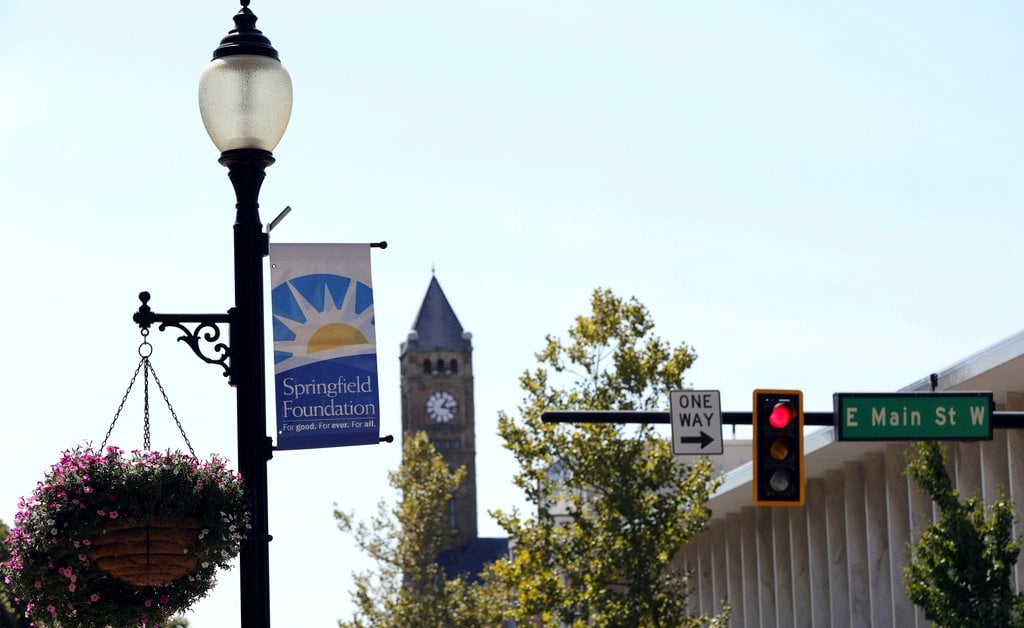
[{"left": 406, "top": 275, "right": 471, "bottom": 352}]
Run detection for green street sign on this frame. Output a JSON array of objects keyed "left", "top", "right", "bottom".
[{"left": 834, "top": 392, "right": 993, "bottom": 441}]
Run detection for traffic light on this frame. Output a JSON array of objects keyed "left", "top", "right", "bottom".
[{"left": 753, "top": 389, "right": 804, "bottom": 506}]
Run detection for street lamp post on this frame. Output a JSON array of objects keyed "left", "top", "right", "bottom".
[
  {"left": 199, "top": 5, "right": 291, "bottom": 626},
  {"left": 133, "top": 2, "right": 291, "bottom": 626}
]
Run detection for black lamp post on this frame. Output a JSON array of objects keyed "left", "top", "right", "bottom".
[{"left": 133, "top": 2, "right": 291, "bottom": 626}]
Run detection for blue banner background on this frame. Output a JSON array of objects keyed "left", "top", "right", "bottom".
[{"left": 275, "top": 354, "right": 380, "bottom": 449}]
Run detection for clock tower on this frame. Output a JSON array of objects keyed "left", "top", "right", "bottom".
[{"left": 400, "top": 275, "right": 477, "bottom": 549}]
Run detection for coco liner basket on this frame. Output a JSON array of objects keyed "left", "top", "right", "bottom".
[
  {"left": 88, "top": 516, "right": 203, "bottom": 587},
  {"left": 1, "top": 339, "right": 251, "bottom": 626}
]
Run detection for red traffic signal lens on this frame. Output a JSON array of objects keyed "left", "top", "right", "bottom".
[{"left": 769, "top": 402, "right": 795, "bottom": 429}]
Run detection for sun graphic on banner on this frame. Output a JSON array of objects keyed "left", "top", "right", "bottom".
[
  {"left": 307, "top": 322, "right": 367, "bottom": 353},
  {"left": 272, "top": 274, "right": 375, "bottom": 369}
]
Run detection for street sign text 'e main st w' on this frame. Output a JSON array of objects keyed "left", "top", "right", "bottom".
[{"left": 834, "top": 392, "right": 993, "bottom": 441}]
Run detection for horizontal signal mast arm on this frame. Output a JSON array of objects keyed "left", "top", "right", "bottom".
[{"left": 540, "top": 411, "right": 1024, "bottom": 428}]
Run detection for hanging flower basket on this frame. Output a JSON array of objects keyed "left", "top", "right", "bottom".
[{"left": 1, "top": 445, "right": 250, "bottom": 627}]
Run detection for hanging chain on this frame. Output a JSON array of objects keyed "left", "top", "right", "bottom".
[
  {"left": 101, "top": 356, "right": 146, "bottom": 451},
  {"left": 146, "top": 359, "right": 196, "bottom": 458},
  {"left": 101, "top": 329, "right": 197, "bottom": 458},
  {"left": 143, "top": 355, "right": 152, "bottom": 450}
]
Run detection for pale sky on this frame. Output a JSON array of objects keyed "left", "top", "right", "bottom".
[{"left": 2, "top": 1, "right": 1023, "bottom": 625}]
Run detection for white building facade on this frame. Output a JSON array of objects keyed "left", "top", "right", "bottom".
[{"left": 674, "top": 331, "right": 1024, "bottom": 627}]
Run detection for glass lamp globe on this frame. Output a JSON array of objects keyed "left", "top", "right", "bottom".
[{"left": 198, "top": 54, "right": 292, "bottom": 153}]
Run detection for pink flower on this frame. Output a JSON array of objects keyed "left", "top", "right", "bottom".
[
  {"left": 144, "top": 599, "right": 153, "bottom": 607},
  {"left": 34, "top": 581, "right": 41, "bottom": 589},
  {"left": 96, "top": 510, "right": 106, "bottom": 517},
  {"left": 108, "top": 511, "right": 119, "bottom": 519},
  {"left": 68, "top": 583, "right": 76, "bottom": 592},
  {"left": 90, "top": 593, "right": 100, "bottom": 602},
  {"left": 159, "top": 595, "right": 169, "bottom": 604}
]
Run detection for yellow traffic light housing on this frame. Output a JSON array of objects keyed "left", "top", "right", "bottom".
[{"left": 753, "top": 389, "right": 804, "bottom": 506}]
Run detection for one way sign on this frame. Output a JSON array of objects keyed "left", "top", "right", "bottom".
[{"left": 670, "top": 390, "right": 723, "bottom": 455}]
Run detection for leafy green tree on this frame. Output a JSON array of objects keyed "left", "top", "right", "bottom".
[
  {"left": 904, "top": 441, "right": 1024, "bottom": 626},
  {"left": 0, "top": 520, "right": 28, "bottom": 628},
  {"left": 336, "top": 431, "right": 507, "bottom": 627},
  {"left": 162, "top": 617, "right": 190, "bottom": 628},
  {"left": 492, "top": 288, "right": 728, "bottom": 627}
]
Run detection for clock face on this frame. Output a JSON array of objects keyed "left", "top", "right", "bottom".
[{"left": 426, "top": 390, "right": 458, "bottom": 423}]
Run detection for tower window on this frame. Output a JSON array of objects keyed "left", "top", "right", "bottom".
[
  {"left": 436, "top": 359, "right": 446, "bottom": 374},
  {"left": 423, "top": 359, "right": 432, "bottom": 374},
  {"left": 449, "top": 359, "right": 458, "bottom": 374}
]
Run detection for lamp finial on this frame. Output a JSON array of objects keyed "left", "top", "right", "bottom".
[{"left": 211, "top": 1, "right": 280, "bottom": 60}]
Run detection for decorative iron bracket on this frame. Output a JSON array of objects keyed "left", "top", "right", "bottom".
[{"left": 133, "top": 291, "right": 232, "bottom": 380}]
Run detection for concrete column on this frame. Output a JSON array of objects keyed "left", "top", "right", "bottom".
[
  {"left": 884, "top": 443, "right": 915, "bottom": 627},
  {"left": 772, "top": 507, "right": 794, "bottom": 626},
  {"left": 981, "top": 430, "right": 1010, "bottom": 504},
  {"left": 955, "top": 440, "right": 983, "bottom": 498},
  {"left": 788, "top": 503, "right": 811, "bottom": 627},
  {"left": 863, "top": 453, "right": 893, "bottom": 628},
  {"left": 1004, "top": 393, "right": 1024, "bottom": 599},
  {"left": 741, "top": 507, "right": 759, "bottom": 626},
  {"left": 756, "top": 506, "right": 776, "bottom": 627},
  {"left": 906, "top": 442, "right": 934, "bottom": 628},
  {"left": 698, "top": 533, "right": 713, "bottom": 615},
  {"left": 806, "top": 477, "right": 831, "bottom": 628},
  {"left": 825, "top": 469, "right": 850, "bottom": 628},
  {"left": 1007, "top": 429, "right": 1024, "bottom": 595},
  {"left": 844, "top": 461, "right": 870, "bottom": 628},
  {"left": 710, "top": 522, "right": 728, "bottom": 619},
  {"left": 725, "top": 513, "right": 745, "bottom": 628},
  {"left": 684, "top": 536, "right": 701, "bottom": 614}
]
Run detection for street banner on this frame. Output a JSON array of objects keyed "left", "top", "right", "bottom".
[{"left": 270, "top": 244, "right": 380, "bottom": 449}]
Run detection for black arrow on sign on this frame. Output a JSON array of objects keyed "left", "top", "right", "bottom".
[{"left": 679, "top": 431, "right": 715, "bottom": 449}]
